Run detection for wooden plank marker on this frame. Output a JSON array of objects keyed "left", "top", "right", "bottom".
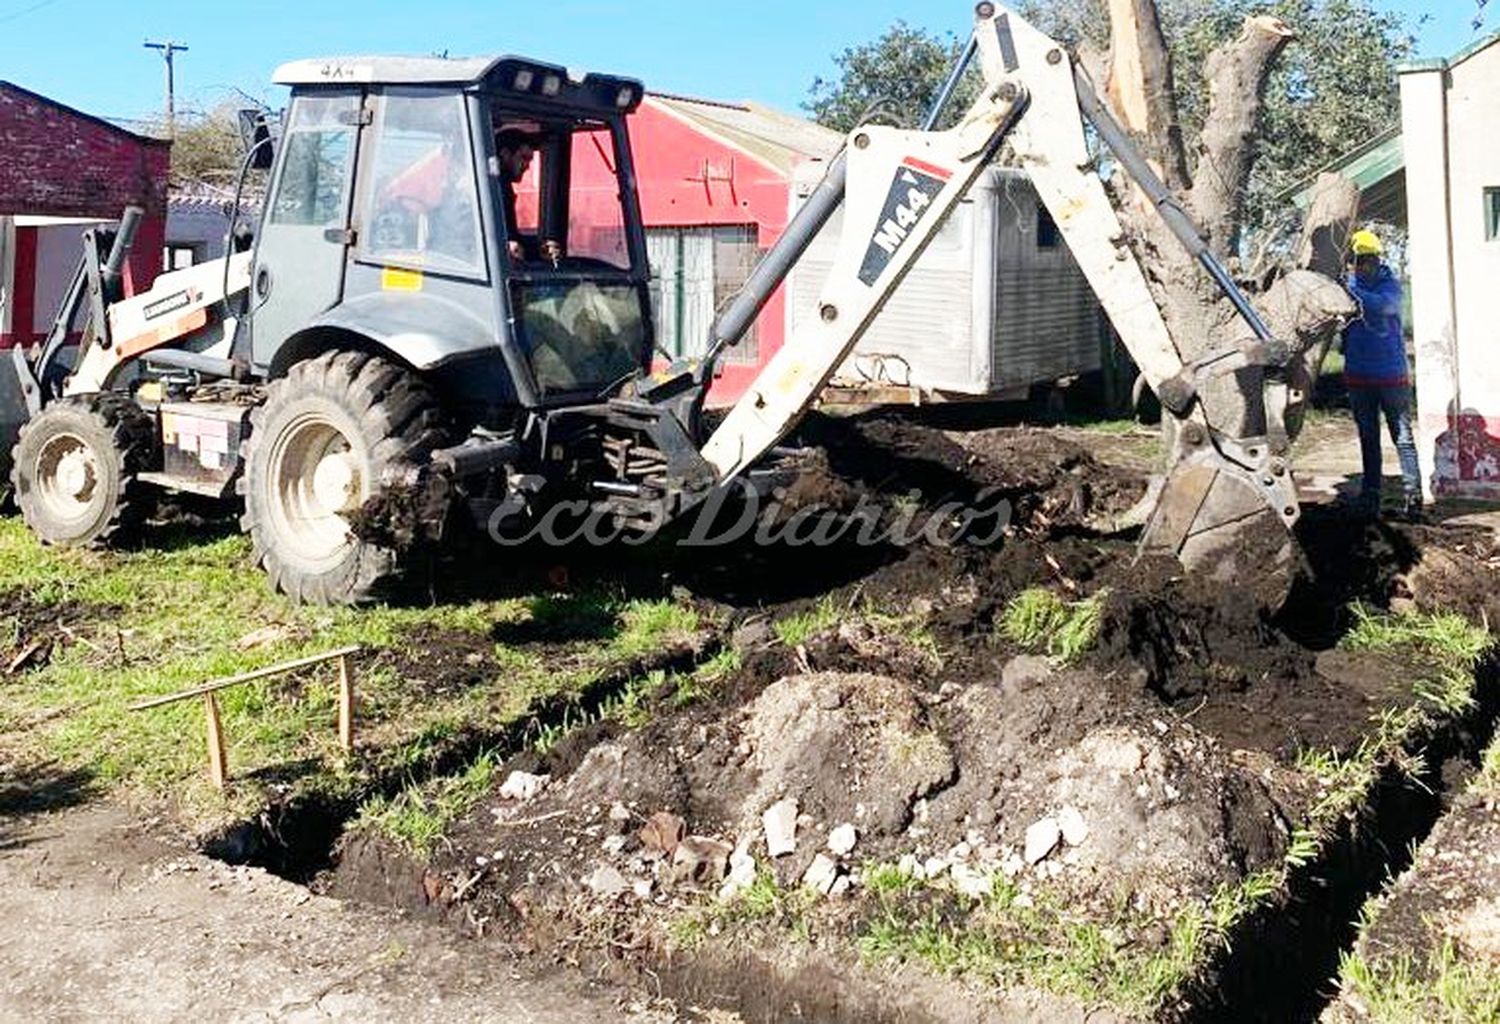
[
  {"left": 337, "top": 652, "right": 355, "bottom": 754},
  {"left": 130, "top": 645, "right": 362, "bottom": 791},
  {"left": 204, "top": 692, "right": 228, "bottom": 790}
]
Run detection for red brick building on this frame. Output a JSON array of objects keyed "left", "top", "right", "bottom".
[{"left": 0, "top": 81, "right": 169, "bottom": 348}]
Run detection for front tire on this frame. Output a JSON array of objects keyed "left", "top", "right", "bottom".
[
  {"left": 12, "top": 393, "right": 155, "bottom": 547},
  {"left": 240, "top": 351, "right": 445, "bottom": 605}
]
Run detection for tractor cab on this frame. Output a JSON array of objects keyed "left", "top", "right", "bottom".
[{"left": 254, "top": 57, "right": 653, "bottom": 423}]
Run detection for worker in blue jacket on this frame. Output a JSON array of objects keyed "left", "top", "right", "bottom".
[{"left": 1344, "top": 229, "right": 1421, "bottom": 520}]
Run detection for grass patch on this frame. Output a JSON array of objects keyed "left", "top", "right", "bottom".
[
  {"left": 1337, "top": 941, "right": 1500, "bottom": 1023},
  {"left": 673, "top": 647, "right": 741, "bottom": 707},
  {"left": 774, "top": 595, "right": 842, "bottom": 647},
  {"left": 863, "top": 604, "right": 944, "bottom": 665},
  {"left": 356, "top": 751, "right": 498, "bottom": 856},
  {"left": 999, "top": 588, "right": 1106, "bottom": 664},
  {"left": 1292, "top": 604, "right": 1490, "bottom": 843},
  {"left": 852, "top": 867, "right": 1250, "bottom": 1016},
  {"left": 613, "top": 599, "right": 700, "bottom": 659},
  {"left": 0, "top": 519, "right": 703, "bottom": 829},
  {"left": 669, "top": 870, "right": 819, "bottom": 950},
  {"left": 1479, "top": 738, "right": 1500, "bottom": 794},
  {"left": 1062, "top": 417, "right": 1144, "bottom": 436}
]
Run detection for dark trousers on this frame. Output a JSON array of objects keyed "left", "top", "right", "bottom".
[{"left": 1348, "top": 385, "right": 1421, "bottom": 500}]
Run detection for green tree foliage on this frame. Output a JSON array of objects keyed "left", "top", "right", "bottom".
[
  {"left": 806, "top": 1, "right": 1412, "bottom": 227},
  {"left": 804, "top": 21, "right": 972, "bottom": 133},
  {"left": 1018, "top": 0, "right": 1411, "bottom": 222},
  {"left": 1167, "top": 0, "right": 1409, "bottom": 221}
]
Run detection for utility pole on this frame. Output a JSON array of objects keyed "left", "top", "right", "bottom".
[{"left": 143, "top": 39, "right": 189, "bottom": 137}]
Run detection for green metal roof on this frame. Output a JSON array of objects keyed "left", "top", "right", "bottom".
[
  {"left": 1398, "top": 24, "right": 1500, "bottom": 74},
  {"left": 1284, "top": 126, "right": 1405, "bottom": 224}
]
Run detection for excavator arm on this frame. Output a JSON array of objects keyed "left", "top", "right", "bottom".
[{"left": 695, "top": 2, "right": 1301, "bottom": 594}]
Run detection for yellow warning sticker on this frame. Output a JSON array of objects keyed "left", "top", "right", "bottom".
[{"left": 381, "top": 266, "right": 424, "bottom": 292}]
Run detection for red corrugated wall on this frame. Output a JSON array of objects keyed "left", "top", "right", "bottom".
[{"left": 514, "top": 99, "right": 807, "bottom": 405}]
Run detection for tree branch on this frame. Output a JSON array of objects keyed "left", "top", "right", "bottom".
[
  {"left": 1105, "top": 0, "right": 1190, "bottom": 189},
  {"left": 1188, "top": 15, "right": 1296, "bottom": 253},
  {"left": 1295, "top": 172, "right": 1360, "bottom": 278}
]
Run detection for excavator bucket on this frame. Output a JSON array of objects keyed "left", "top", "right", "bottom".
[{"left": 1137, "top": 439, "right": 1301, "bottom": 610}]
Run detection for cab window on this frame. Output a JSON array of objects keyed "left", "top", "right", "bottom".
[
  {"left": 567, "top": 124, "right": 630, "bottom": 269},
  {"left": 270, "top": 97, "right": 356, "bottom": 227},
  {"left": 358, "top": 90, "right": 483, "bottom": 275},
  {"left": 494, "top": 119, "right": 633, "bottom": 272}
]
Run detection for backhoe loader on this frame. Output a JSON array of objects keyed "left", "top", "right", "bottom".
[{"left": 0, "top": 4, "right": 1308, "bottom": 605}]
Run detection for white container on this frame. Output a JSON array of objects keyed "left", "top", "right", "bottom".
[{"left": 787, "top": 166, "right": 1106, "bottom": 401}]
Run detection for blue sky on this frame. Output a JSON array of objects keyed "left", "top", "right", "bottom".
[{"left": 0, "top": 0, "right": 1482, "bottom": 127}]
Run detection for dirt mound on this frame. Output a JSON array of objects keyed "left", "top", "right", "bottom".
[
  {"left": 787, "top": 414, "right": 1149, "bottom": 534},
  {"left": 317, "top": 415, "right": 1500, "bottom": 1022},
  {"left": 1290, "top": 506, "right": 1500, "bottom": 641},
  {"left": 737, "top": 673, "right": 955, "bottom": 844},
  {"left": 1094, "top": 555, "right": 1317, "bottom": 702}
]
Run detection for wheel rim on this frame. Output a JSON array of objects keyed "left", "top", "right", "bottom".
[
  {"left": 34, "top": 431, "right": 103, "bottom": 525},
  {"left": 266, "top": 411, "right": 366, "bottom": 568}
]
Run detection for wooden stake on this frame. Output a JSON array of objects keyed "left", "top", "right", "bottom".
[
  {"left": 337, "top": 654, "right": 355, "bottom": 753},
  {"left": 204, "top": 692, "right": 227, "bottom": 790}
]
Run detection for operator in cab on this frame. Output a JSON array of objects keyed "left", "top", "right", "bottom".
[
  {"left": 1344, "top": 229, "right": 1421, "bottom": 521},
  {"left": 495, "top": 127, "right": 563, "bottom": 266}
]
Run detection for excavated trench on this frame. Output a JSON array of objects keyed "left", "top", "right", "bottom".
[
  {"left": 1190, "top": 654, "right": 1500, "bottom": 1023},
  {"left": 196, "top": 416, "right": 1500, "bottom": 1022},
  {"left": 203, "top": 639, "right": 722, "bottom": 882}
]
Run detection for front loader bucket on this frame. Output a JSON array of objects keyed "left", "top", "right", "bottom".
[{"left": 1139, "top": 447, "right": 1301, "bottom": 611}]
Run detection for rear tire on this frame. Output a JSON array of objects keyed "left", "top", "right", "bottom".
[
  {"left": 11, "top": 393, "right": 156, "bottom": 547},
  {"left": 239, "top": 351, "right": 446, "bottom": 605}
]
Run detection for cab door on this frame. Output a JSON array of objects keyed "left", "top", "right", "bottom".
[{"left": 249, "top": 89, "right": 364, "bottom": 368}]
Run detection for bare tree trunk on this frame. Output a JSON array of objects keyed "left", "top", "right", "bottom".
[
  {"left": 1279, "top": 173, "right": 1362, "bottom": 439},
  {"left": 1188, "top": 15, "right": 1296, "bottom": 253},
  {"left": 1296, "top": 172, "right": 1360, "bottom": 278},
  {"left": 1098, "top": 1, "right": 1353, "bottom": 444}
]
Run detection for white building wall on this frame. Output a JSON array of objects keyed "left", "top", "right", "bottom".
[
  {"left": 1399, "top": 66, "right": 1459, "bottom": 501},
  {"left": 1401, "top": 42, "right": 1500, "bottom": 500}
]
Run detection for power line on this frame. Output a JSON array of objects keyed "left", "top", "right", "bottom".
[{"left": 0, "top": 0, "right": 62, "bottom": 25}]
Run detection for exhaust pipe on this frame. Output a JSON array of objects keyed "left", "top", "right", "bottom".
[{"left": 100, "top": 206, "right": 144, "bottom": 302}]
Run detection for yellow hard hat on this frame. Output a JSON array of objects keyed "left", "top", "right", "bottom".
[{"left": 1350, "top": 229, "right": 1383, "bottom": 257}]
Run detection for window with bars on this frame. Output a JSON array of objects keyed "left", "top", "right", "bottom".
[{"left": 646, "top": 225, "right": 760, "bottom": 362}]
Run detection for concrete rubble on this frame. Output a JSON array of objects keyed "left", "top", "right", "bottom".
[
  {"left": 671, "top": 836, "right": 731, "bottom": 885},
  {"left": 827, "top": 823, "right": 858, "bottom": 856},
  {"left": 803, "top": 853, "right": 841, "bottom": 895},
  {"left": 639, "top": 811, "right": 686, "bottom": 857},
  {"left": 498, "top": 770, "right": 550, "bottom": 801},
  {"left": 720, "top": 837, "right": 758, "bottom": 899},
  {"left": 1058, "top": 806, "right": 1089, "bottom": 847},
  {"left": 763, "top": 798, "right": 799, "bottom": 857},
  {"left": 1024, "top": 817, "right": 1062, "bottom": 865}
]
